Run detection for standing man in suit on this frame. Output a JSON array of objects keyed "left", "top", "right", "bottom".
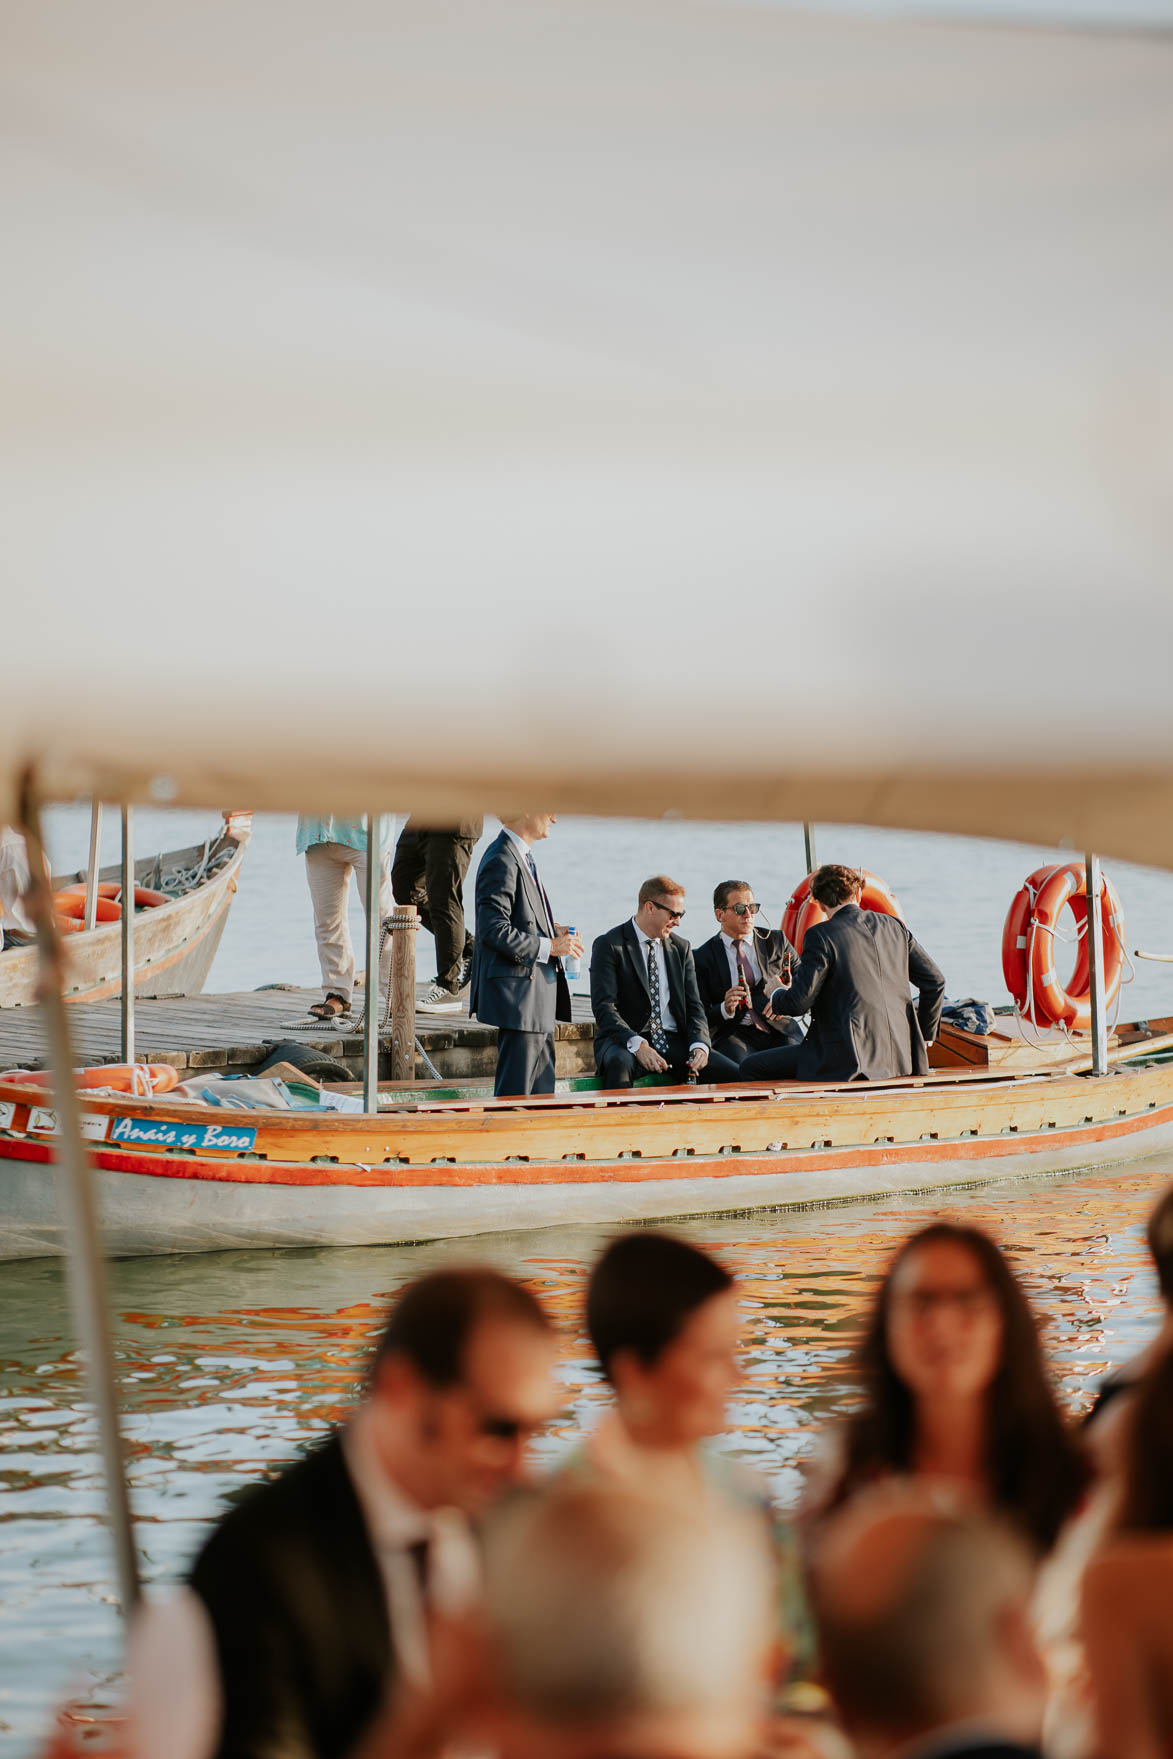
[
  {"left": 127, "top": 1269, "right": 561, "bottom": 1759},
  {"left": 469, "top": 815, "right": 584, "bottom": 1098},
  {"left": 740, "top": 865, "right": 945, "bottom": 1083},
  {"left": 693, "top": 880, "right": 805, "bottom": 1068},
  {"left": 590, "top": 876, "right": 741, "bottom": 1089}
]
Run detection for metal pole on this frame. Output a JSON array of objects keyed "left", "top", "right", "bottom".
[
  {"left": 19, "top": 780, "right": 140, "bottom": 1613},
  {"left": 803, "top": 822, "right": 818, "bottom": 873},
  {"left": 390, "top": 906, "right": 419, "bottom": 1082},
  {"left": 120, "top": 806, "right": 134, "bottom": 1065},
  {"left": 1085, "top": 851, "right": 1108, "bottom": 1076},
  {"left": 363, "top": 813, "right": 382, "bottom": 1113},
  {"left": 83, "top": 801, "right": 103, "bottom": 932}
]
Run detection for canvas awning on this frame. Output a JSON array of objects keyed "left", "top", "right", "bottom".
[{"left": 3, "top": 1, "right": 1172, "bottom": 858}]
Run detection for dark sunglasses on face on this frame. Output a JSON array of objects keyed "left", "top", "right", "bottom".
[
  {"left": 727, "top": 902, "right": 760, "bottom": 916},
  {"left": 477, "top": 1411, "right": 542, "bottom": 1442},
  {"left": 651, "top": 900, "right": 685, "bottom": 922}
]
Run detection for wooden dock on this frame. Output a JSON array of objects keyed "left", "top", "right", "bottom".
[{"left": 0, "top": 986, "right": 597, "bottom": 1081}]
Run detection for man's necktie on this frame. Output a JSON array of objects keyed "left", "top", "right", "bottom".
[
  {"left": 646, "top": 942, "right": 670, "bottom": 1057},
  {"left": 525, "top": 850, "right": 554, "bottom": 937},
  {"left": 735, "top": 941, "right": 769, "bottom": 1031}
]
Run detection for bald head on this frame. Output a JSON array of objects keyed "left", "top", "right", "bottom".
[
  {"left": 483, "top": 1482, "right": 776, "bottom": 1759},
  {"left": 812, "top": 1489, "right": 1045, "bottom": 1750}
]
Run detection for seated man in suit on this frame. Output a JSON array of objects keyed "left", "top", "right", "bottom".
[
  {"left": 590, "top": 876, "right": 741, "bottom": 1089},
  {"left": 694, "top": 879, "right": 805, "bottom": 1068},
  {"left": 740, "top": 864, "right": 945, "bottom": 1083}
]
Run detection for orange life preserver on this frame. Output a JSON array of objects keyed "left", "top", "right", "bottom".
[
  {"left": 52, "top": 892, "right": 121, "bottom": 923},
  {"left": 56, "top": 883, "right": 169, "bottom": 909},
  {"left": 57, "top": 882, "right": 120, "bottom": 901},
  {"left": 781, "top": 868, "right": 905, "bottom": 956},
  {"left": 1001, "top": 861, "right": 1125, "bottom": 1031},
  {"left": 5, "top": 1063, "right": 179, "bottom": 1096}
]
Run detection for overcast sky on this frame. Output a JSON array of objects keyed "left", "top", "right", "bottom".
[{"left": 738, "top": 1, "right": 1172, "bottom": 25}]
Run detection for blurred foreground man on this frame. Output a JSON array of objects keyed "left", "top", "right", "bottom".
[
  {"left": 481, "top": 1482, "right": 778, "bottom": 1759},
  {"left": 812, "top": 1489, "right": 1048, "bottom": 1759},
  {"left": 127, "top": 1269, "right": 559, "bottom": 1759}
]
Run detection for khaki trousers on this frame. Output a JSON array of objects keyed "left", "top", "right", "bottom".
[{"left": 304, "top": 842, "right": 393, "bottom": 1005}]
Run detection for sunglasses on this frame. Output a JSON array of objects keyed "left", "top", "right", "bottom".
[
  {"left": 472, "top": 1404, "right": 546, "bottom": 1442},
  {"left": 651, "top": 900, "right": 685, "bottom": 923},
  {"left": 726, "top": 902, "right": 760, "bottom": 917}
]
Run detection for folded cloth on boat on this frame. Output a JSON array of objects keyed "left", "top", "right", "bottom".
[{"left": 940, "top": 997, "right": 996, "bottom": 1036}]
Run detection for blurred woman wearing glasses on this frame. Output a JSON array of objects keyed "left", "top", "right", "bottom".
[{"left": 805, "top": 1222, "right": 1089, "bottom": 1556}]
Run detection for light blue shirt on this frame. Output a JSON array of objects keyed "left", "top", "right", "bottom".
[{"left": 295, "top": 815, "right": 395, "bottom": 856}]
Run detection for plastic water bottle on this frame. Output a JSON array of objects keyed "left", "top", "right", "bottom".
[{"left": 562, "top": 926, "right": 582, "bottom": 983}]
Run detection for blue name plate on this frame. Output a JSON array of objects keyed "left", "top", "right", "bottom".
[{"left": 110, "top": 1116, "right": 257, "bottom": 1153}]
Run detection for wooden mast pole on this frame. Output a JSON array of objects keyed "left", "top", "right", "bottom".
[
  {"left": 362, "top": 813, "right": 382, "bottom": 1113},
  {"left": 19, "top": 775, "right": 140, "bottom": 1614},
  {"left": 803, "top": 822, "right": 818, "bottom": 873},
  {"left": 1085, "top": 852, "right": 1108, "bottom": 1077},
  {"left": 83, "top": 800, "right": 103, "bottom": 932},
  {"left": 120, "top": 806, "right": 134, "bottom": 1064}
]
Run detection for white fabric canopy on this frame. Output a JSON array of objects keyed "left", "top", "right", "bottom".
[{"left": 3, "top": 1, "right": 1172, "bottom": 859}]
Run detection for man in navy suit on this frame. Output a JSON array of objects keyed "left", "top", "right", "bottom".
[
  {"left": 590, "top": 876, "right": 741, "bottom": 1089},
  {"left": 693, "top": 879, "right": 805, "bottom": 1067},
  {"left": 469, "top": 816, "right": 584, "bottom": 1098}
]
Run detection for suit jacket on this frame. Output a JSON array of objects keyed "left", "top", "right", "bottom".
[
  {"left": 189, "top": 1433, "right": 390, "bottom": 1759},
  {"left": 768, "top": 904, "right": 945, "bottom": 1081},
  {"left": 693, "top": 927, "right": 797, "bottom": 1044},
  {"left": 469, "top": 830, "right": 571, "bottom": 1033},
  {"left": 590, "top": 920, "right": 709, "bottom": 1060}
]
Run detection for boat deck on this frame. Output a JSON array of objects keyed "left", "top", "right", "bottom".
[{"left": 0, "top": 984, "right": 596, "bottom": 1078}]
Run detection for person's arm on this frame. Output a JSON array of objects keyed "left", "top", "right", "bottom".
[
  {"left": 907, "top": 934, "right": 945, "bottom": 1044},
  {"left": 766, "top": 931, "right": 832, "bottom": 1018},
  {"left": 474, "top": 848, "right": 543, "bottom": 969},
  {"left": 590, "top": 934, "right": 643, "bottom": 1047},
  {"left": 125, "top": 1588, "right": 223, "bottom": 1759}
]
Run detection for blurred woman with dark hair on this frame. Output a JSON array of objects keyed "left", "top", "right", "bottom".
[
  {"left": 807, "top": 1221, "right": 1090, "bottom": 1556},
  {"left": 1081, "top": 1345, "right": 1173, "bottom": 1759},
  {"left": 569, "top": 1231, "right": 815, "bottom": 1682}
]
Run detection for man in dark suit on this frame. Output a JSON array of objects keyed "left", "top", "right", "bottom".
[
  {"left": 127, "top": 1269, "right": 560, "bottom": 1759},
  {"left": 693, "top": 879, "right": 805, "bottom": 1068},
  {"left": 813, "top": 1492, "right": 1048, "bottom": 1759},
  {"left": 740, "top": 864, "right": 945, "bottom": 1083},
  {"left": 469, "top": 815, "right": 583, "bottom": 1098},
  {"left": 590, "top": 875, "right": 741, "bottom": 1089}
]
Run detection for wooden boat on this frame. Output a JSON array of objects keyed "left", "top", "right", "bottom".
[
  {"left": 3, "top": 1013, "right": 1172, "bottom": 1260},
  {"left": 0, "top": 812, "right": 251, "bottom": 1009}
]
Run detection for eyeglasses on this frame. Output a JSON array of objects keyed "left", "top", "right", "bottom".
[
  {"left": 892, "top": 1287, "right": 995, "bottom": 1319},
  {"left": 726, "top": 902, "right": 760, "bottom": 917},
  {"left": 650, "top": 900, "right": 685, "bottom": 923},
  {"left": 475, "top": 1409, "right": 547, "bottom": 1442}
]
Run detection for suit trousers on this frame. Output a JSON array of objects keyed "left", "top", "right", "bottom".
[
  {"left": 391, "top": 826, "right": 477, "bottom": 992},
  {"left": 304, "top": 842, "right": 393, "bottom": 1005},
  {"left": 495, "top": 1029, "right": 557, "bottom": 1098},
  {"left": 597, "top": 1032, "right": 741, "bottom": 1090},
  {"left": 738, "top": 1041, "right": 806, "bottom": 1081},
  {"left": 715, "top": 1018, "right": 804, "bottom": 1067}
]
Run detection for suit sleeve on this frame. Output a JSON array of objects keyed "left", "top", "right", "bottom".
[
  {"left": 768, "top": 928, "right": 832, "bottom": 1017},
  {"left": 696, "top": 946, "right": 732, "bottom": 1037},
  {"left": 681, "top": 946, "right": 711, "bottom": 1047},
  {"left": 908, "top": 934, "right": 946, "bottom": 1043},
  {"left": 474, "top": 847, "right": 542, "bottom": 969},
  {"left": 590, "top": 934, "right": 642, "bottom": 1047}
]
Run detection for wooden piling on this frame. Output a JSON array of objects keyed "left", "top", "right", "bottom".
[{"left": 390, "top": 905, "right": 418, "bottom": 1082}]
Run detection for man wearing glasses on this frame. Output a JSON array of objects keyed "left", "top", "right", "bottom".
[
  {"left": 693, "top": 880, "right": 805, "bottom": 1068},
  {"left": 128, "top": 1269, "right": 560, "bottom": 1759},
  {"left": 590, "top": 875, "right": 741, "bottom": 1089}
]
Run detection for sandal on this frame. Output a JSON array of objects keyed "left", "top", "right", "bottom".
[{"left": 307, "top": 992, "right": 351, "bottom": 1022}]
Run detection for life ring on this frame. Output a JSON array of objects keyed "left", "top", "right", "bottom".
[
  {"left": 1001, "top": 861, "right": 1125, "bottom": 1031},
  {"left": 781, "top": 868, "right": 905, "bottom": 956},
  {"left": 57, "top": 883, "right": 169, "bottom": 909},
  {"left": 5, "top": 1063, "right": 179, "bottom": 1096},
  {"left": 52, "top": 893, "right": 121, "bottom": 923}
]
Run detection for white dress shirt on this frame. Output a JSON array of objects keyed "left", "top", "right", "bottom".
[
  {"left": 501, "top": 826, "right": 551, "bottom": 964},
  {"left": 720, "top": 930, "right": 760, "bottom": 1018},
  {"left": 0, "top": 827, "right": 33, "bottom": 935},
  {"left": 125, "top": 1403, "right": 480, "bottom": 1759},
  {"left": 626, "top": 919, "right": 705, "bottom": 1057}
]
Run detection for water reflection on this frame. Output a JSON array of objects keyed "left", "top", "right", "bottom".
[{"left": 1, "top": 1159, "right": 1169, "bottom": 1754}]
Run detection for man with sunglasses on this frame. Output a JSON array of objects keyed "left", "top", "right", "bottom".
[
  {"left": 127, "top": 1269, "right": 560, "bottom": 1759},
  {"left": 693, "top": 880, "right": 806, "bottom": 1069},
  {"left": 590, "top": 875, "right": 740, "bottom": 1089}
]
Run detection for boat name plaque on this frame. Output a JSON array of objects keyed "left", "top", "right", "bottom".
[
  {"left": 109, "top": 1116, "right": 258, "bottom": 1153},
  {"left": 27, "top": 1108, "right": 110, "bottom": 1141}
]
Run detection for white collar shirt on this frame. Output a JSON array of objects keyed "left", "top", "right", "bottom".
[{"left": 720, "top": 929, "right": 760, "bottom": 986}]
